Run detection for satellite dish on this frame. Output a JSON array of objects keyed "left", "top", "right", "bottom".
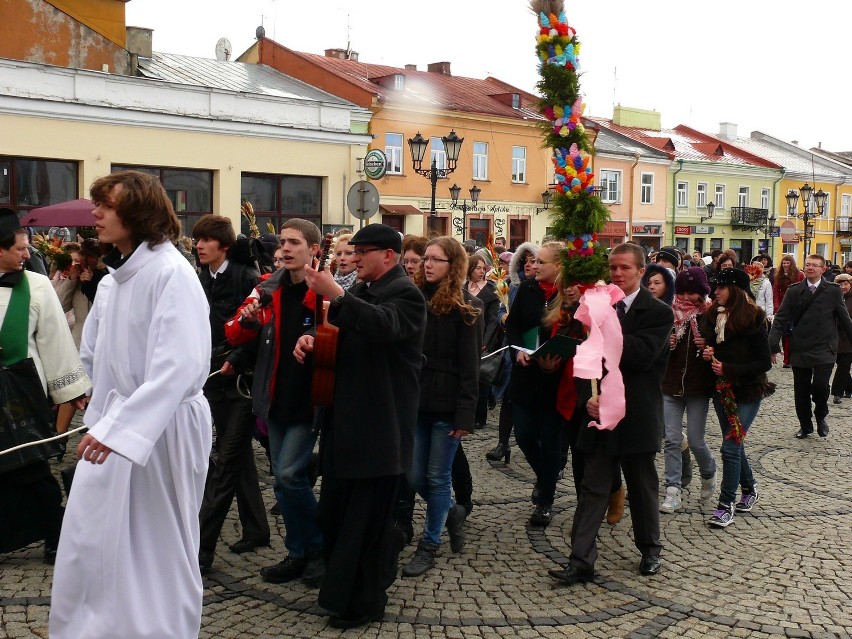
[{"left": 215, "top": 37, "right": 232, "bottom": 61}]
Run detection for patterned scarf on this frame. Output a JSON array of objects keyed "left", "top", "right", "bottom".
[
  {"left": 333, "top": 269, "right": 357, "bottom": 291},
  {"left": 671, "top": 296, "right": 709, "bottom": 346},
  {"left": 714, "top": 306, "right": 729, "bottom": 343}
]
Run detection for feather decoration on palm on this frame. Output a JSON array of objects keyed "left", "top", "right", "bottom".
[{"left": 530, "top": 0, "right": 610, "bottom": 285}]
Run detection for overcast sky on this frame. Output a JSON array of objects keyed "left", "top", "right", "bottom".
[{"left": 127, "top": 0, "right": 852, "bottom": 151}]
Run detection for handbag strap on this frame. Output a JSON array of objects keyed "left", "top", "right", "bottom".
[{"left": 0, "top": 273, "right": 30, "bottom": 366}]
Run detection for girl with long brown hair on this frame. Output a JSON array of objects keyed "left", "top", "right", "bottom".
[
  {"left": 403, "top": 237, "right": 482, "bottom": 576},
  {"left": 772, "top": 254, "right": 804, "bottom": 367}
]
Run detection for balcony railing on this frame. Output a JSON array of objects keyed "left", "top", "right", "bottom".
[
  {"left": 730, "top": 207, "right": 769, "bottom": 228},
  {"left": 837, "top": 216, "right": 852, "bottom": 234}
]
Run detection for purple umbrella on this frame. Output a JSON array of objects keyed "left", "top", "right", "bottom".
[{"left": 20, "top": 199, "right": 95, "bottom": 227}]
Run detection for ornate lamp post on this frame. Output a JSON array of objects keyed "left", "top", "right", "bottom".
[
  {"left": 535, "top": 190, "right": 553, "bottom": 215},
  {"left": 786, "top": 183, "right": 828, "bottom": 257},
  {"left": 408, "top": 130, "right": 464, "bottom": 233},
  {"left": 449, "top": 183, "right": 481, "bottom": 241}
]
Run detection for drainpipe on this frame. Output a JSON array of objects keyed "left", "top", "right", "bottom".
[
  {"left": 834, "top": 178, "right": 845, "bottom": 266},
  {"left": 770, "top": 168, "right": 785, "bottom": 262},
  {"left": 671, "top": 159, "right": 684, "bottom": 244},
  {"left": 628, "top": 153, "right": 640, "bottom": 242}
]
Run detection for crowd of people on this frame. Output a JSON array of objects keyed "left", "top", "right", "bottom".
[{"left": 2, "top": 172, "right": 852, "bottom": 634}]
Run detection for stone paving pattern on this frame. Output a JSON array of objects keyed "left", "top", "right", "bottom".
[{"left": 2, "top": 364, "right": 851, "bottom": 638}]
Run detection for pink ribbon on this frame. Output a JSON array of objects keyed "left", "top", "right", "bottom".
[{"left": 573, "top": 284, "right": 626, "bottom": 431}]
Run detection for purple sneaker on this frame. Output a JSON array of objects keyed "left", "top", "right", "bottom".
[
  {"left": 708, "top": 502, "right": 735, "bottom": 528},
  {"left": 735, "top": 486, "right": 759, "bottom": 513}
]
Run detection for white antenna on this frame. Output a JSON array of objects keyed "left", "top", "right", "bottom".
[
  {"left": 215, "top": 37, "right": 232, "bottom": 61},
  {"left": 612, "top": 66, "right": 617, "bottom": 111},
  {"left": 346, "top": 13, "right": 351, "bottom": 57}
]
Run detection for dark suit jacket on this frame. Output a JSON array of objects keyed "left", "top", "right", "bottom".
[
  {"left": 324, "top": 264, "right": 426, "bottom": 479},
  {"left": 577, "top": 286, "right": 674, "bottom": 456},
  {"left": 768, "top": 278, "right": 852, "bottom": 367}
]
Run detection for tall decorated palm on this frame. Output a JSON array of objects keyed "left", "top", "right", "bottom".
[{"left": 531, "top": 0, "right": 625, "bottom": 430}]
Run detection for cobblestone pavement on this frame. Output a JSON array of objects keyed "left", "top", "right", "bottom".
[{"left": 2, "top": 364, "right": 851, "bottom": 638}]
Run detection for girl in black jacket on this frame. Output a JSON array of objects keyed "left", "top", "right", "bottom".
[
  {"left": 402, "top": 237, "right": 483, "bottom": 577},
  {"left": 700, "top": 268, "right": 772, "bottom": 529}
]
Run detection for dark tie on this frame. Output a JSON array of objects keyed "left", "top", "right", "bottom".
[
  {"left": 615, "top": 300, "right": 627, "bottom": 319},
  {"left": 808, "top": 284, "right": 816, "bottom": 294}
]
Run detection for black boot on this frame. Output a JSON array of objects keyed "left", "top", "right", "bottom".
[
  {"left": 402, "top": 540, "right": 439, "bottom": 577},
  {"left": 485, "top": 443, "right": 511, "bottom": 463}
]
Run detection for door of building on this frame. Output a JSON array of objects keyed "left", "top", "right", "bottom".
[
  {"left": 469, "top": 219, "right": 490, "bottom": 247},
  {"left": 382, "top": 214, "right": 404, "bottom": 234},
  {"left": 509, "top": 219, "right": 528, "bottom": 250}
]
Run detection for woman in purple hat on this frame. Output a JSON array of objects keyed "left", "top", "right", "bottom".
[{"left": 659, "top": 267, "right": 717, "bottom": 513}]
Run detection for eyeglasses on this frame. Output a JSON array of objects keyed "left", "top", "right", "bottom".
[
  {"left": 273, "top": 258, "right": 285, "bottom": 264},
  {"left": 423, "top": 256, "right": 450, "bottom": 264},
  {"left": 352, "top": 247, "right": 387, "bottom": 256},
  {"left": 804, "top": 263, "right": 824, "bottom": 269}
]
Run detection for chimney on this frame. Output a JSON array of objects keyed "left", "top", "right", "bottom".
[
  {"left": 718, "top": 122, "right": 738, "bottom": 140},
  {"left": 405, "top": 64, "right": 417, "bottom": 71},
  {"left": 126, "top": 26, "right": 153, "bottom": 58},
  {"left": 325, "top": 48, "right": 348, "bottom": 59},
  {"left": 427, "top": 61, "right": 451, "bottom": 76},
  {"left": 791, "top": 140, "right": 799, "bottom": 146},
  {"left": 349, "top": 51, "right": 359, "bottom": 62}
]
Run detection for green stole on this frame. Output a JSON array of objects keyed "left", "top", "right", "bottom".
[{"left": 0, "top": 273, "right": 30, "bottom": 365}]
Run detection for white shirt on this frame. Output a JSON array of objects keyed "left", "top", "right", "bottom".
[
  {"left": 620, "top": 287, "right": 642, "bottom": 313},
  {"left": 209, "top": 258, "right": 230, "bottom": 279}
]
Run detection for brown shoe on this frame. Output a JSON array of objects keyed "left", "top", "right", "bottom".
[{"left": 606, "top": 486, "right": 625, "bottom": 525}]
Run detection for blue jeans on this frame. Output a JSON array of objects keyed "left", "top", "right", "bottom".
[
  {"left": 267, "top": 418, "right": 322, "bottom": 558},
  {"left": 407, "top": 415, "right": 461, "bottom": 546},
  {"left": 513, "top": 403, "right": 562, "bottom": 507},
  {"left": 663, "top": 394, "right": 716, "bottom": 488},
  {"left": 712, "top": 397, "right": 760, "bottom": 506}
]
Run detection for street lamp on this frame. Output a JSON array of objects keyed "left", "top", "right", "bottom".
[
  {"left": 535, "top": 190, "right": 553, "bottom": 215},
  {"left": 449, "top": 183, "right": 481, "bottom": 241},
  {"left": 699, "top": 201, "right": 715, "bottom": 223},
  {"left": 786, "top": 182, "right": 827, "bottom": 257},
  {"left": 409, "top": 130, "right": 464, "bottom": 233}
]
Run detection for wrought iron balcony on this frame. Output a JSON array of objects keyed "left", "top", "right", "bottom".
[
  {"left": 730, "top": 207, "right": 769, "bottom": 230},
  {"left": 837, "top": 216, "right": 852, "bottom": 235}
]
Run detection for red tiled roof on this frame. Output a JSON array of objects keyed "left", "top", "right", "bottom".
[
  {"left": 290, "top": 50, "right": 544, "bottom": 122},
  {"left": 590, "top": 118, "right": 782, "bottom": 169}
]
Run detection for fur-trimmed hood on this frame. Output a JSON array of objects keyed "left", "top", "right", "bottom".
[
  {"left": 641, "top": 263, "right": 676, "bottom": 306},
  {"left": 509, "top": 242, "right": 538, "bottom": 287}
]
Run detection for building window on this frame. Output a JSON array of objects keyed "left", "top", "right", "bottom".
[
  {"left": 393, "top": 74, "right": 404, "bottom": 90},
  {"left": 676, "top": 181, "right": 688, "bottom": 207},
  {"left": 820, "top": 193, "right": 830, "bottom": 218},
  {"left": 430, "top": 137, "right": 446, "bottom": 171},
  {"left": 738, "top": 186, "right": 749, "bottom": 208},
  {"left": 710, "top": 237, "right": 723, "bottom": 251},
  {"left": 640, "top": 173, "right": 653, "bottom": 204},
  {"left": 0, "top": 156, "right": 78, "bottom": 214},
  {"left": 715, "top": 184, "right": 726, "bottom": 209},
  {"left": 761, "top": 188, "right": 770, "bottom": 210},
  {"left": 842, "top": 194, "right": 851, "bottom": 217},
  {"left": 816, "top": 242, "right": 828, "bottom": 257},
  {"left": 512, "top": 146, "right": 527, "bottom": 183},
  {"left": 600, "top": 170, "right": 622, "bottom": 203},
  {"left": 509, "top": 218, "right": 528, "bottom": 249},
  {"left": 112, "top": 164, "right": 213, "bottom": 234},
  {"left": 241, "top": 173, "right": 322, "bottom": 234},
  {"left": 782, "top": 242, "right": 796, "bottom": 255},
  {"left": 473, "top": 142, "right": 488, "bottom": 180},
  {"left": 385, "top": 133, "right": 403, "bottom": 175},
  {"left": 696, "top": 182, "right": 708, "bottom": 208}
]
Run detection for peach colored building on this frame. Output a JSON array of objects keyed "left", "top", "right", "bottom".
[{"left": 239, "top": 40, "right": 557, "bottom": 248}]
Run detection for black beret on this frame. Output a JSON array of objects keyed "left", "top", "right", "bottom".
[
  {"left": 712, "top": 267, "right": 750, "bottom": 291},
  {"left": 0, "top": 208, "right": 21, "bottom": 240},
  {"left": 349, "top": 223, "right": 402, "bottom": 253}
]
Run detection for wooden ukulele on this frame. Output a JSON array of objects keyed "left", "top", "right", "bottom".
[{"left": 311, "top": 233, "right": 339, "bottom": 407}]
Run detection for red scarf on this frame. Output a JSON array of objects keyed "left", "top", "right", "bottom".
[{"left": 538, "top": 280, "right": 558, "bottom": 299}]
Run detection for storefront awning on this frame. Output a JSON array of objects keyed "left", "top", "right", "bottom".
[{"left": 379, "top": 204, "right": 423, "bottom": 215}]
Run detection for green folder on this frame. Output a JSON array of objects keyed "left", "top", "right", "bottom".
[
  {"left": 512, "top": 334, "right": 582, "bottom": 360},
  {"left": 521, "top": 327, "right": 539, "bottom": 350}
]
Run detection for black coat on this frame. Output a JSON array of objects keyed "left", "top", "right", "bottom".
[
  {"left": 418, "top": 289, "right": 483, "bottom": 431},
  {"left": 324, "top": 264, "right": 426, "bottom": 479},
  {"left": 577, "top": 287, "right": 673, "bottom": 456},
  {"left": 467, "top": 281, "right": 500, "bottom": 352},
  {"left": 768, "top": 278, "right": 852, "bottom": 367},
  {"left": 505, "top": 278, "right": 561, "bottom": 406}
]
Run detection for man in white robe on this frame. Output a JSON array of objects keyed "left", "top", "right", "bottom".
[{"left": 50, "top": 171, "right": 213, "bottom": 639}]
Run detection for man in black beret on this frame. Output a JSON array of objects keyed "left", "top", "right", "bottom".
[
  {"left": 295, "top": 223, "right": 426, "bottom": 629},
  {"left": 656, "top": 247, "right": 682, "bottom": 272}
]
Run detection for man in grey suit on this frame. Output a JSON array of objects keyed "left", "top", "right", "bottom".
[{"left": 769, "top": 254, "right": 852, "bottom": 438}]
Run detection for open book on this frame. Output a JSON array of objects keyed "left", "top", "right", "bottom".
[{"left": 511, "top": 334, "right": 582, "bottom": 360}]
